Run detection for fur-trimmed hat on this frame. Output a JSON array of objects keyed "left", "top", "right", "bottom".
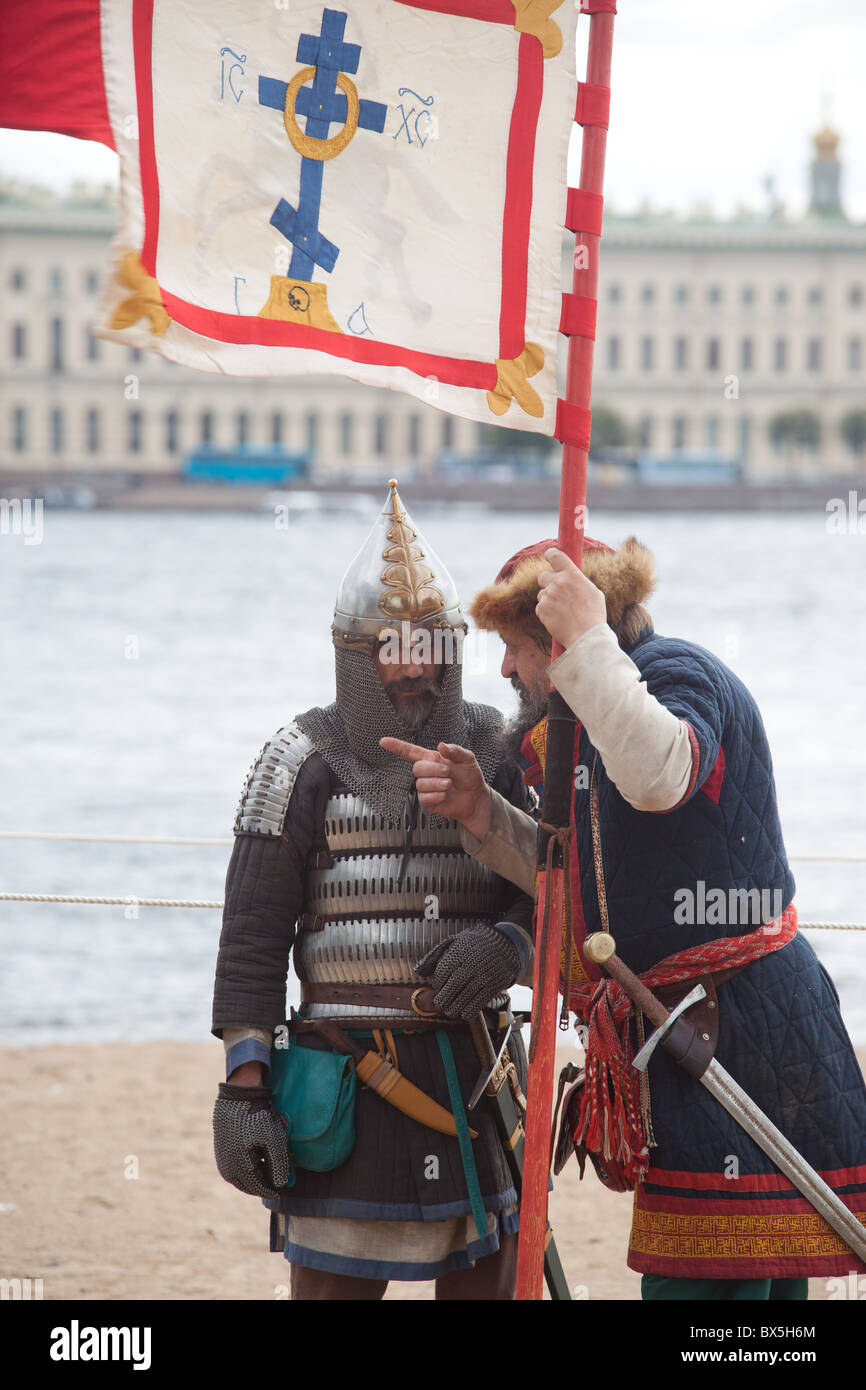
[{"left": 469, "top": 535, "right": 656, "bottom": 648}]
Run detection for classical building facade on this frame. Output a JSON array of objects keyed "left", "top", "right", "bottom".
[
  {"left": 589, "top": 126, "right": 865, "bottom": 477},
  {"left": 2, "top": 127, "right": 864, "bottom": 479}
]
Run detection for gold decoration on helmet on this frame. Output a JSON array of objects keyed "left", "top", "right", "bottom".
[{"left": 379, "top": 481, "right": 446, "bottom": 623}]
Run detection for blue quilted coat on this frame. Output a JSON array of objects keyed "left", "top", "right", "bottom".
[{"left": 521, "top": 627, "right": 866, "bottom": 1279}]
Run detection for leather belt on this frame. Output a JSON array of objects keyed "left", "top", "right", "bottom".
[
  {"left": 300, "top": 981, "right": 447, "bottom": 1017},
  {"left": 651, "top": 965, "right": 745, "bottom": 1079}
]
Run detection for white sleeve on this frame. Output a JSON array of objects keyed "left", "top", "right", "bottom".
[{"left": 547, "top": 623, "right": 696, "bottom": 813}]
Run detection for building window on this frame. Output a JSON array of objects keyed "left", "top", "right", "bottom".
[
  {"left": 408, "top": 415, "right": 421, "bottom": 459},
  {"left": 339, "top": 412, "right": 353, "bottom": 455},
  {"left": 271, "top": 413, "right": 283, "bottom": 445},
  {"left": 373, "top": 413, "right": 388, "bottom": 456},
  {"left": 84, "top": 270, "right": 100, "bottom": 295},
  {"left": 741, "top": 286, "right": 756, "bottom": 305},
  {"left": 740, "top": 337, "right": 754, "bottom": 371},
  {"left": 10, "top": 268, "right": 26, "bottom": 292},
  {"left": 12, "top": 407, "right": 27, "bottom": 452},
  {"left": 637, "top": 416, "right": 653, "bottom": 449},
  {"left": 48, "top": 268, "right": 64, "bottom": 295},
  {"left": 773, "top": 338, "right": 787, "bottom": 372},
  {"left": 85, "top": 328, "right": 100, "bottom": 362},
  {"left": 86, "top": 409, "right": 100, "bottom": 453},
  {"left": 640, "top": 337, "right": 654, "bottom": 371},
  {"left": 707, "top": 285, "right": 722, "bottom": 304},
  {"left": 848, "top": 285, "right": 863, "bottom": 308},
  {"left": 442, "top": 415, "right": 454, "bottom": 450},
  {"left": 640, "top": 284, "right": 655, "bottom": 304},
  {"left": 607, "top": 336, "right": 620, "bottom": 370},
  {"left": 12, "top": 323, "right": 26, "bottom": 359},
  {"left": 807, "top": 286, "right": 823, "bottom": 306},
  {"left": 672, "top": 416, "right": 687, "bottom": 449},
  {"left": 738, "top": 417, "right": 751, "bottom": 459},
  {"left": 165, "top": 411, "right": 179, "bottom": 454},
  {"left": 50, "top": 408, "right": 64, "bottom": 455},
  {"left": 673, "top": 284, "right": 689, "bottom": 304},
  {"left": 847, "top": 338, "right": 862, "bottom": 371},
  {"left": 774, "top": 286, "right": 789, "bottom": 306},
  {"left": 236, "top": 411, "right": 249, "bottom": 445},
  {"left": 706, "top": 338, "right": 720, "bottom": 370},
  {"left": 128, "top": 410, "right": 143, "bottom": 453},
  {"left": 305, "top": 412, "right": 318, "bottom": 454},
  {"left": 673, "top": 337, "right": 687, "bottom": 371},
  {"left": 607, "top": 284, "right": 621, "bottom": 304},
  {"left": 806, "top": 338, "right": 822, "bottom": 372},
  {"left": 50, "top": 317, "right": 64, "bottom": 373},
  {"left": 705, "top": 417, "right": 720, "bottom": 448},
  {"left": 200, "top": 411, "right": 214, "bottom": 444}
]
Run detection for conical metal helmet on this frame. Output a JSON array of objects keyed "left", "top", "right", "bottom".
[{"left": 332, "top": 479, "right": 466, "bottom": 647}]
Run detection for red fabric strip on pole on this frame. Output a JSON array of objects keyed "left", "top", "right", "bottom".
[
  {"left": 575, "top": 83, "right": 610, "bottom": 130},
  {"left": 559, "top": 293, "right": 597, "bottom": 339},
  {"left": 580, "top": 0, "right": 617, "bottom": 13},
  {"left": 0, "top": 0, "right": 114, "bottom": 149},
  {"left": 566, "top": 189, "right": 604, "bottom": 236},
  {"left": 555, "top": 400, "right": 592, "bottom": 451},
  {"left": 516, "top": 3, "right": 617, "bottom": 1303}
]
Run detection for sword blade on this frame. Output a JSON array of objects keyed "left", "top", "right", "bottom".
[{"left": 701, "top": 1058, "right": 866, "bottom": 1263}]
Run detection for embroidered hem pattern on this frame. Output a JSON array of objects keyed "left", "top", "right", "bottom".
[{"left": 627, "top": 1172, "right": 866, "bottom": 1279}]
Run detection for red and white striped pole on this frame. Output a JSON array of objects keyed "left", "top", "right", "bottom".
[{"left": 515, "top": 0, "right": 618, "bottom": 1301}]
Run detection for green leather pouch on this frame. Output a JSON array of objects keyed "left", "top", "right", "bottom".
[{"left": 269, "top": 1035, "right": 356, "bottom": 1185}]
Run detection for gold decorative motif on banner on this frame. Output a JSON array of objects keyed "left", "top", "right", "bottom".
[
  {"left": 110, "top": 251, "right": 170, "bottom": 336},
  {"left": 378, "top": 482, "right": 445, "bottom": 623},
  {"left": 258, "top": 276, "right": 343, "bottom": 331},
  {"left": 510, "top": 0, "right": 565, "bottom": 59},
  {"left": 487, "top": 343, "right": 545, "bottom": 418},
  {"left": 284, "top": 67, "right": 360, "bottom": 161}
]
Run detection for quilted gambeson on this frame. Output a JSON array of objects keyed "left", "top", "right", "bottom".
[{"left": 523, "top": 628, "right": 866, "bottom": 1279}]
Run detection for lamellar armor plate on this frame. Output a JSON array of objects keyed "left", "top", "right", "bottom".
[
  {"left": 233, "top": 724, "right": 315, "bottom": 836},
  {"left": 296, "top": 791, "right": 508, "bottom": 1018}
]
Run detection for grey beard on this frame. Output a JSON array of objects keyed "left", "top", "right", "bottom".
[
  {"left": 390, "top": 691, "right": 438, "bottom": 729},
  {"left": 501, "top": 677, "right": 549, "bottom": 762}
]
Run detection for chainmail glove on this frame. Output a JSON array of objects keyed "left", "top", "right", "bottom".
[
  {"left": 415, "top": 926, "right": 521, "bottom": 1019},
  {"left": 212, "top": 1082, "right": 291, "bottom": 1197}
]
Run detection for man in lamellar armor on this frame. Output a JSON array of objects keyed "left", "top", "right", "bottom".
[{"left": 211, "top": 480, "right": 535, "bottom": 1300}]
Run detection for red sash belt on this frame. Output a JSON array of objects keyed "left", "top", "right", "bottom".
[{"left": 566, "top": 906, "right": 799, "bottom": 1186}]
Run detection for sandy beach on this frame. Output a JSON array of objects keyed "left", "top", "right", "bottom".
[{"left": 2, "top": 1041, "right": 863, "bottom": 1302}]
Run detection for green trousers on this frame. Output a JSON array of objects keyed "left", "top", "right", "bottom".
[{"left": 642, "top": 1275, "right": 808, "bottom": 1301}]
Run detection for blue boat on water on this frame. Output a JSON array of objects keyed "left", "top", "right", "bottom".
[{"left": 182, "top": 444, "right": 311, "bottom": 485}]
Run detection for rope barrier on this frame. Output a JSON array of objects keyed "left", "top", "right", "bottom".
[
  {"left": 0, "top": 893, "right": 223, "bottom": 908},
  {"left": 0, "top": 891, "right": 864, "bottom": 929},
  {"left": 0, "top": 832, "right": 233, "bottom": 846},
  {"left": 0, "top": 831, "right": 864, "bottom": 863}
]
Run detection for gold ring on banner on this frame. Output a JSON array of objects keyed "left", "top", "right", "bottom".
[{"left": 283, "top": 67, "right": 360, "bottom": 161}]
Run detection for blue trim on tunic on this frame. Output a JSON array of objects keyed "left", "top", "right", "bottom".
[
  {"left": 268, "top": 1184, "right": 519, "bottom": 1222},
  {"left": 225, "top": 1037, "right": 271, "bottom": 1080}
]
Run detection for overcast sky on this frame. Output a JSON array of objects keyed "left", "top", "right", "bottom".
[{"left": 1, "top": 0, "right": 864, "bottom": 220}]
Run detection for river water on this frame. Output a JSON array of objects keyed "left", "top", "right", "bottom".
[{"left": 1, "top": 500, "right": 864, "bottom": 1043}]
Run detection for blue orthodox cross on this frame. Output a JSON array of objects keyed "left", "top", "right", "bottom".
[{"left": 259, "top": 9, "right": 387, "bottom": 281}]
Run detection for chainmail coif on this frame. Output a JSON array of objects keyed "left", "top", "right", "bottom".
[{"left": 295, "top": 646, "right": 504, "bottom": 824}]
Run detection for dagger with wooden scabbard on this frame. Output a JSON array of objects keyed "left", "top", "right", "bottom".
[{"left": 309, "top": 1000, "right": 477, "bottom": 1140}]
